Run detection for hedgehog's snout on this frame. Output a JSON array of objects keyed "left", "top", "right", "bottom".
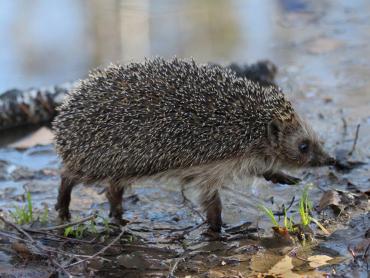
[
  {"left": 325, "top": 156, "right": 336, "bottom": 166},
  {"left": 309, "top": 145, "right": 335, "bottom": 167}
]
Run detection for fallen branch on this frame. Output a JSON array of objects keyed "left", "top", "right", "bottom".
[
  {"left": 0, "top": 230, "right": 30, "bottom": 243},
  {"left": 33, "top": 214, "right": 97, "bottom": 232},
  {"left": 168, "top": 257, "right": 185, "bottom": 278},
  {"left": 64, "top": 226, "right": 126, "bottom": 269},
  {"left": 0, "top": 215, "right": 72, "bottom": 277},
  {"left": 24, "top": 228, "right": 97, "bottom": 244},
  {"left": 0, "top": 83, "right": 75, "bottom": 131},
  {"left": 0, "top": 215, "right": 36, "bottom": 242}
]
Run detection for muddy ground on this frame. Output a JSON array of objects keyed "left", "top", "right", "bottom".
[
  {"left": 1, "top": 1, "right": 370, "bottom": 277},
  {"left": 1, "top": 128, "right": 369, "bottom": 278}
]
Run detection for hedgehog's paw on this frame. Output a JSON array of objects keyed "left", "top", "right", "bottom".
[
  {"left": 264, "top": 171, "right": 301, "bottom": 185},
  {"left": 108, "top": 205, "right": 127, "bottom": 225},
  {"left": 202, "top": 228, "right": 227, "bottom": 240},
  {"left": 110, "top": 217, "right": 130, "bottom": 226},
  {"left": 55, "top": 204, "right": 71, "bottom": 221}
]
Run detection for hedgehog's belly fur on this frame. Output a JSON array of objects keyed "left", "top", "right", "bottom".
[{"left": 118, "top": 154, "right": 280, "bottom": 197}]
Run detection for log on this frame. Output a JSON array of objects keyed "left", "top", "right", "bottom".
[
  {"left": 0, "top": 61, "right": 277, "bottom": 131},
  {"left": 0, "top": 83, "right": 76, "bottom": 131},
  {"left": 210, "top": 60, "right": 278, "bottom": 86}
]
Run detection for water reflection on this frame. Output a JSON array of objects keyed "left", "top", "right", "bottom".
[
  {"left": 0, "top": 0, "right": 90, "bottom": 91},
  {"left": 0, "top": 0, "right": 306, "bottom": 91},
  {"left": 0, "top": 0, "right": 370, "bottom": 114}
]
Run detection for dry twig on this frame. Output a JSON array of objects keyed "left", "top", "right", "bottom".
[
  {"left": 180, "top": 187, "right": 205, "bottom": 221},
  {"left": 64, "top": 226, "right": 127, "bottom": 269},
  {"left": 0, "top": 215, "right": 72, "bottom": 277},
  {"left": 35, "top": 214, "right": 97, "bottom": 231},
  {"left": 25, "top": 228, "right": 97, "bottom": 244},
  {"left": 348, "top": 123, "right": 360, "bottom": 156},
  {"left": 168, "top": 257, "right": 185, "bottom": 278}
]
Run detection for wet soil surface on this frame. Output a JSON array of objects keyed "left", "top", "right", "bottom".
[
  {"left": 1, "top": 142, "right": 368, "bottom": 278},
  {"left": 1, "top": 1, "right": 370, "bottom": 277}
]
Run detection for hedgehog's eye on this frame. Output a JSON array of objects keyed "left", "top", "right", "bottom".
[{"left": 298, "top": 142, "right": 309, "bottom": 154}]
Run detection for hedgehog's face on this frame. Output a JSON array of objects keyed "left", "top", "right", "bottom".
[{"left": 267, "top": 117, "right": 335, "bottom": 169}]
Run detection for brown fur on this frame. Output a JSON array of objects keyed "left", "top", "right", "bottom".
[{"left": 55, "top": 169, "right": 78, "bottom": 220}]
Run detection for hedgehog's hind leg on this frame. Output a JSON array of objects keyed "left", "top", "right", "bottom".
[
  {"left": 106, "top": 181, "right": 128, "bottom": 225},
  {"left": 55, "top": 170, "right": 79, "bottom": 220},
  {"left": 200, "top": 189, "right": 222, "bottom": 233}
]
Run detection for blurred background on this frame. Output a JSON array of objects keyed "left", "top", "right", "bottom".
[{"left": 2, "top": 0, "right": 369, "bottom": 92}]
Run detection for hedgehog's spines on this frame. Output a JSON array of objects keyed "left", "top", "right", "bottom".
[{"left": 53, "top": 57, "right": 297, "bottom": 182}]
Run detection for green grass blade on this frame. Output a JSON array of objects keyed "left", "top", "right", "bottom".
[
  {"left": 259, "top": 205, "right": 279, "bottom": 227},
  {"left": 26, "top": 191, "right": 33, "bottom": 222}
]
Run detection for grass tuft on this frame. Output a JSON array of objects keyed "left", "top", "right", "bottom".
[
  {"left": 63, "top": 216, "right": 112, "bottom": 238},
  {"left": 10, "top": 191, "right": 34, "bottom": 225},
  {"left": 298, "top": 186, "right": 313, "bottom": 227},
  {"left": 64, "top": 223, "right": 87, "bottom": 238},
  {"left": 258, "top": 205, "right": 279, "bottom": 227},
  {"left": 260, "top": 185, "right": 329, "bottom": 236}
]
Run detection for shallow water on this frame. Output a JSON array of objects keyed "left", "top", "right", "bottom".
[{"left": 0, "top": 0, "right": 369, "bottom": 277}]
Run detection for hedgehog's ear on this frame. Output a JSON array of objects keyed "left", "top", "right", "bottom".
[{"left": 267, "top": 119, "right": 283, "bottom": 145}]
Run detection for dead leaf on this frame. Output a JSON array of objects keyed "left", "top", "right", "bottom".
[
  {"left": 317, "top": 190, "right": 341, "bottom": 213},
  {"left": 307, "top": 254, "right": 333, "bottom": 268},
  {"left": 11, "top": 242, "right": 33, "bottom": 259},
  {"left": 269, "top": 255, "right": 301, "bottom": 277},
  {"left": 250, "top": 253, "right": 282, "bottom": 273}
]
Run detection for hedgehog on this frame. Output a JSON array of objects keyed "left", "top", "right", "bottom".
[{"left": 53, "top": 58, "right": 335, "bottom": 232}]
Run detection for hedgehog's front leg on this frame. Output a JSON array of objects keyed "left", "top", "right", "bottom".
[
  {"left": 200, "top": 189, "right": 222, "bottom": 232},
  {"left": 263, "top": 171, "right": 301, "bottom": 185}
]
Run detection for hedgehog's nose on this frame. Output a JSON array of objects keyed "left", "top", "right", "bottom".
[{"left": 325, "top": 157, "right": 336, "bottom": 166}]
